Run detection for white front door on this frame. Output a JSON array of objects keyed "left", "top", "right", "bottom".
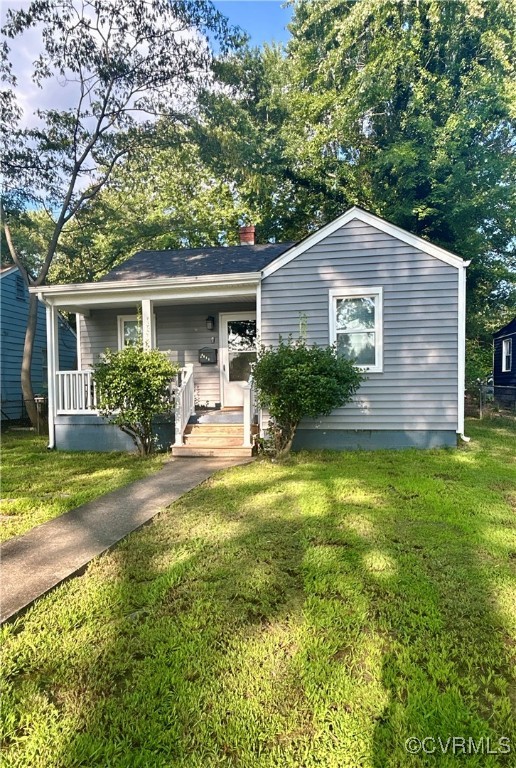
[{"left": 219, "top": 312, "right": 257, "bottom": 407}]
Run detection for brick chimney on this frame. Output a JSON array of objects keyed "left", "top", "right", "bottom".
[{"left": 239, "top": 225, "right": 255, "bottom": 246}]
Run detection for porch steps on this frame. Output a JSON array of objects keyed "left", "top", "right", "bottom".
[
  {"left": 171, "top": 422, "right": 258, "bottom": 458},
  {"left": 172, "top": 446, "right": 254, "bottom": 458}
]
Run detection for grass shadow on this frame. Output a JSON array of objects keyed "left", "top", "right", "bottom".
[{"left": 1, "top": 418, "right": 515, "bottom": 766}]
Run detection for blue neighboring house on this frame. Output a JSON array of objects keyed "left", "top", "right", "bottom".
[
  {"left": 493, "top": 317, "right": 516, "bottom": 409},
  {"left": 1, "top": 265, "right": 77, "bottom": 423}
]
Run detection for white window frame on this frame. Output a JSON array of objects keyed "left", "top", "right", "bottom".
[
  {"left": 502, "top": 338, "right": 512, "bottom": 372},
  {"left": 329, "top": 287, "right": 383, "bottom": 373},
  {"left": 117, "top": 314, "right": 156, "bottom": 350}
]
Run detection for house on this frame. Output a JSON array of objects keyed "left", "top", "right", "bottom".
[
  {"left": 30, "top": 207, "right": 469, "bottom": 455},
  {"left": 493, "top": 318, "right": 516, "bottom": 408},
  {"left": 1, "top": 265, "right": 77, "bottom": 424}
]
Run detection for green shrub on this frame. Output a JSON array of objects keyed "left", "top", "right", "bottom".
[
  {"left": 253, "top": 337, "right": 364, "bottom": 457},
  {"left": 93, "top": 346, "right": 179, "bottom": 455}
]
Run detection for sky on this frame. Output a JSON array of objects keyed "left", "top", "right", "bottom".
[
  {"left": 3, "top": 1, "right": 293, "bottom": 126},
  {"left": 213, "top": 1, "right": 293, "bottom": 46}
]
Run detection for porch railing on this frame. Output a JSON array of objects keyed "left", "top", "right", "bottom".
[
  {"left": 174, "top": 364, "right": 195, "bottom": 444},
  {"left": 56, "top": 370, "right": 97, "bottom": 414},
  {"left": 242, "top": 375, "right": 258, "bottom": 448}
]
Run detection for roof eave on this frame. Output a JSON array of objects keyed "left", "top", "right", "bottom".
[
  {"left": 0, "top": 265, "right": 18, "bottom": 280},
  {"left": 30, "top": 272, "right": 261, "bottom": 308}
]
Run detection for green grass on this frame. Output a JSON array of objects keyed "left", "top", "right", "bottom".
[
  {"left": 1, "top": 418, "right": 515, "bottom": 767},
  {"left": 0, "top": 431, "right": 165, "bottom": 541}
]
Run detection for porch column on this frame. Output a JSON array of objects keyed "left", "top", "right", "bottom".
[
  {"left": 46, "top": 302, "right": 59, "bottom": 449},
  {"left": 141, "top": 299, "right": 154, "bottom": 350},
  {"left": 76, "top": 313, "right": 82, "bottom": 369}
]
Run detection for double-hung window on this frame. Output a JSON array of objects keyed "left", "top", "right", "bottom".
[
  {"left": 117, "top": 315, "right": 140, "bottom": 349},
  {"left": 329, "top": 287, "right": 383, "bottom": 373},
  {"left": 502, "top": 338, "right": 512, "bottom": 372}
]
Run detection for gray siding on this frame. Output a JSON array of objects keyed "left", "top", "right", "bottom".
[
  {"left": 54, "top": 413, "right": 173, "bottom": 452},
  {"left": 293, "top": 429, "right": 458, "bottom": 451},
  {"left": 261, "top": 219, "right": 459, "bottom": 432},
  {"left": 79, "top": 301, "right": 255, "bottom": 408}
]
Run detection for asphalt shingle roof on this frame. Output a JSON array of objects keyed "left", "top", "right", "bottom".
[{"left": 100, "top": 242, "right": 296, "bottom": 282}]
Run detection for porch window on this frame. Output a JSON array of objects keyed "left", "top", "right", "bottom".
[
  {"left": 329, "top": 287, "right": 383, "bottom": 373},
  {"left": 502, "top": 338, "right": 512, "bottom": 372},
  {"left": 117, "top": 315, "right": 140, "bottom": 349}
]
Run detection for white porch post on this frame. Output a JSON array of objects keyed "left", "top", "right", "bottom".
[
  {"left": 75, "top": 313, "right": 82, "bottom": 369},
  {"left": 46, "top": 303, "right": 58, "bottom": 449},
  {"left": 141, "top": 299, "right": 154, "bottom": 350},
  {"left": 242, "top": 382, "right": 252, "bottom": 448}
]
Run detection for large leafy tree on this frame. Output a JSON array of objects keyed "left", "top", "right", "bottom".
[
  {"left": 284, "top": 0, "right": 515, "bottom": 340},
  {"left": 0, "top": 0, "right": 239, "bottom": 426},
  {"left": 48, "top": 127, "right": 250, "bottom": 284},
  {"left": 199, "top": 0, "right": 515, "bottom": 340}
]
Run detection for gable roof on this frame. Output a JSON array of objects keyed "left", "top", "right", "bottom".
[
  {"left": 0, "top": 265, "right": 18, "bottom": 280},
  {"left": 261, "top": 207, "right": 468, "bottom": 278},
  {"left": 493, "top": 318, "right": 516, "bottom": 338},
  {"left": 100, "top": 242, "right": 296, "bottom": 282}
]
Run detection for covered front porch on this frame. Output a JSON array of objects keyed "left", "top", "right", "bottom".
[{"left": 33, "top": 273, "right": 261, "bottom": 454}]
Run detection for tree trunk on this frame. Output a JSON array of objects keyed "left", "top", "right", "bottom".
[
  {"left": 275, "top": 421, "right": 298, "bottom": 459},
  {"left": 21, "top": 293, "right": 39, "bottom": 427}
]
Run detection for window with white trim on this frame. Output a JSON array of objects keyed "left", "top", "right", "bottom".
[
  {"left": 330, "top": 288, "right": 383, "bottom": 372},
  {"left": 117, "top": 315, "right": 140, "bottom": 349},
  {"left": 502, "top": 338, "right": 512, "bottom": 372}
]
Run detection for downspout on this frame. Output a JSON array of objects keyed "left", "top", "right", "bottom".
[
  {"left": 457, "top": 261, "right": 471, "bottom": 443},
  {"left": 37, "top": 292, "right": 57, "bottom": 449}
]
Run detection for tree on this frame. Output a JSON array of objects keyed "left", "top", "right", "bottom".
[
  {"left": 47, "top": 126, "right": 250, "bottom": 285},
  {"left": 253, "top": 337, "right": 363, "bottom": 457},
  {"left": 0, "top": 0, "right": 239, "bottom": 425},
  {"left": 200, "top": 0, "right": 515, "bottom": 339},
  {"left": 285, "top": 0, "right": 516, "bottom": 337},
  {"left": 93, "top": 345, "right": 179, "bottom": 455}
]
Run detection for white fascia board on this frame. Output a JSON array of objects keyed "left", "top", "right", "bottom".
[
  {"left": 494, "top": 331, "right": 516, "bottom": 340},
  {"left": 0, "top": 265, "right": 18, "bottom": 280},
  {"left": 261, "top": 207, "right": 469, "bottom": 277},
  {"left": 31, "top": 272, "right": 260, "bottom": 307}
]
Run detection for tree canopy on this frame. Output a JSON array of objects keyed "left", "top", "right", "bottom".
[
  {"left": 196, "top": 0, "right": 515, "bottom": 339},
  {"left": 2, "top": 0, "right": 514, "bottom": 359},
  {"left": 0, "top": 0, "right": 240, "bottom": 424}
]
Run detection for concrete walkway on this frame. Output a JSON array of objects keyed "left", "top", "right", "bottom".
[{"left": 1, "top": 457, "right": 250, "bottom": 624}]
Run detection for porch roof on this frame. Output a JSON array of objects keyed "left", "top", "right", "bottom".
[{"left": 30, "top": 272, "right": 262, "bottom": 312}]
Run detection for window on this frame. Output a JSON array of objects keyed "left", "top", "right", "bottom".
[
  {"left": 117, "top": 314, "right": 156, "bottom": 349},
  {"left": 117, "top": 315, "right": 140, "bottom": 349},
  {"left": 15, "top": 275, "right": 25, "bottom": 301},
  {"left": 502, "top": 338, "right": 512, "bottom": 372},
  {"left": 330, "top": 287, "right": 383, "bottom": 372}
]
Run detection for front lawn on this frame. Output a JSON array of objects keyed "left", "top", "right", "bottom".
[
  {"left": 0, "top": 431, "right": 165, "bottom": 541},
  {"left": 1, "top": 418, "right": 515, "bottom": 767}
]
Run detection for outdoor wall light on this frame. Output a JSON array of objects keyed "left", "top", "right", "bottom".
[{"left": 205, "top": 316, "right": 215, "bottom": 331}]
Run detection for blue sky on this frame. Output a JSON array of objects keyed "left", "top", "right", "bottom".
[
  {"left": 213, "top": 1, "right": 293, "bottom": 46},
  {"left": 7, "top": 0, "right": 294, "bottom": 128}
]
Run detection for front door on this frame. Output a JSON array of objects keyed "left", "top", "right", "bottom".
[{"left": 219, "top": 312, "right": 257, "bottom": 407}]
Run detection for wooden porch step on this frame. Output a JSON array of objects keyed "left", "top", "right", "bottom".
[
  {"left": 175, "top": 421, "right": 260, "bottom": 456},
  {"left": 184, "top": 435, "right": 246, "bottom": 447},
  {"left": 185, "top": 424, "right": 244, "bottom": 435},
  {"left": 171, "top": 445, "right": 255, "bottom": 458}
]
